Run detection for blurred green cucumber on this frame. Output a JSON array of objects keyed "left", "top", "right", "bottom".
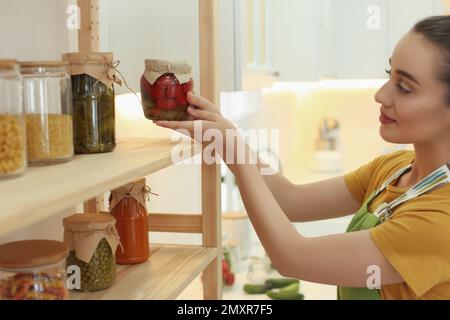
[
  {"left": 266, "top": 282, "right": 300, "bottom": 300},
  {"left": 243, "top": 283, "right": 271, "bottom": 294},
  {"left": 265, "top": 278, "right": 299, "bottom": 289}
]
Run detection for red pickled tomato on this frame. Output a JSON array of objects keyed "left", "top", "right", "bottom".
[
  {"left": 140, "top": 76, "right": 152, "bottom": 95},
  {"left": 175, "top": 85, "right": 187, "bottom": 105},
  {"left": 155, "top": 74, "right": 180, "bottom": 99},
  {"left": 156, "top": 99, "right": 177, "bottom": 111},
  {"left": 155, "top": 74, "right": 176, "bottom": 88},
  {"left": 150, "top": 86, "right": 166, "bottom": 100},
  {"left": 182, "top": 79, "right": 194, "bottom": 94},
  {"left": 166, "top": 85, "right": 178, "bottom": 99}
]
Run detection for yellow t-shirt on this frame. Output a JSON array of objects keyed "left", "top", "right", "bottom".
[{"left": 344, "top": 150, "right": 450, "bottom": 300}]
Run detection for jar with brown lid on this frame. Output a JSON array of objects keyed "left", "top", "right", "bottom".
[
  {"left": 20, "top": 61, "right": 74, "bottom": 166},
  {"left": 63, "top": 213, "right": 120, "bottom": 292},
  {"left": 0, "top": 59, "right": 26, "bottom": 179},
  {"left": 0, "top": 240, "right": 69, "bottom": 300}
]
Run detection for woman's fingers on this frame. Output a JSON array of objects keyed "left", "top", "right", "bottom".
[
  {"left": 182, "top": 112, "right": 195, "bottom": 121},
  {"left": 187, "top": 92, "right": 220, "bottom": 114},
  {"left": 188, "top": 106, "right": 220, "bottom": 122}
]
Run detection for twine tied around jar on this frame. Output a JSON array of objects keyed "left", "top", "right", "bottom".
[
  {"left": 63, "top": 52, "right": 146, "bottom": 110},
  {"left": 109, "top": 181, "right": 159, "bottom": 212},
  {"left": 63, "top": 218, "right": 123, "bottom": 263},
  {"left": 102, "top": 58, "right": 146, "bottom": 111}
]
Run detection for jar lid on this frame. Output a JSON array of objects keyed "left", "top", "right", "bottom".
[
  {"left": 0, "top": 59, "right": 18, "bottom": 70},
  {"left": 63, "top": 213, "right": 116, "bottom": 232},
  {"left": 0, "top": 240, "right": 68, "bottom": 269},
  {"left": 145, "top": 59, "right": 191, "bottom": 74},
  {"left": 109, "top": 179, "right": 149, "bottom": 212},
  {"left": 20, "top": 61, "right": 69, "bottom": 68},
  {"left": 144, "top": 59, "right": 191, "bottom": 85},
  {"left": 62, "top": 52, "right": 113, "bottom": 64},
  {"left": 63, "top": 214, "right": 120, "bottom": 263}
]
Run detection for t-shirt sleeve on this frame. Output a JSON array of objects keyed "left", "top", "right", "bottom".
[
  {"left": 343, "top": 159, "right": 377, "bottom": 204},
  {"left": 370, "top": 206, "right": 450, "bottom": 298}
]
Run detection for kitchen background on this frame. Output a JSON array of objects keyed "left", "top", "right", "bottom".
[{"left": 0, "top": 0, "right": 448, "bottom": 299}]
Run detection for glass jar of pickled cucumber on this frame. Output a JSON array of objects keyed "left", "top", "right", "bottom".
[
  {"left": 20, "top": 61, "right": 74, "bottom": 166},
  {"left": 62, "top": 53, "right": 118, "bottom": 154},
  {"left": 141, "top": 59, "right": 193, "bottom": 121},
  {"left": 0, "top": 240, "right": 69, "bottom": 300},
  {"left": 63, "top": 214, "right": 120, "bottom": 292},
  {"left": 0, "top": 60, "right": 26, "bottom": 179}
]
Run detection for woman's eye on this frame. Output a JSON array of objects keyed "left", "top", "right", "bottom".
[
  {"left": 397, "top": 84, "right": 411, "bottom": 94},
  {"left": 385, "top": 69, "right": 410, "bottom": 94}
]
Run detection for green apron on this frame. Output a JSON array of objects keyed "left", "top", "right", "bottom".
[{"left": 337, "top": 161, "right": 450, "bottom": 300}]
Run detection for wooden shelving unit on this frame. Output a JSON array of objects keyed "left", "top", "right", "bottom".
[
  {"left": 0, "top": 0, "right": 222, "bottom": 300},
  {"left": 70, "top": 245, "right": 217, "bottom": 300},
  {"left": 0, "top": 138, "right": 198, "bottom": 237}
]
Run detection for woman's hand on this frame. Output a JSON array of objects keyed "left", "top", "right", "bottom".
[{"left": 154, "top": 92, "right": 239, "bottom": 161}]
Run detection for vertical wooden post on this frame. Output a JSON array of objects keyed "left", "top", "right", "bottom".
[
  {"left": 78, "top": 0, "right": 101, "bottom": 213},
  {"left": 77, "top": 0, "right": 100, "bottom": 52},
  {"left": 199, "top": 0, "right": 222, "bottom": 300},
  {"left": 83, "top": 196, "right": 104, "bottom": 213}
]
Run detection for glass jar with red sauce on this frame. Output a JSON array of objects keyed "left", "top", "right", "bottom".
[
  {"left": 140, "top": 59, "right": 193, "bottom": 121},
  {"left": 109, "top": 179, "right": 151, "bottom": 265}
]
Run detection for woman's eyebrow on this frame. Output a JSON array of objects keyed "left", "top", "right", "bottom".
[{"left": 389, "top": 58, "right": 421, "bottom": 85}]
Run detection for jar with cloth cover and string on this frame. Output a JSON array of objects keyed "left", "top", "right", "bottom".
[
  {"left": 109, "top": 178, "right": 158, "bottom": 265},
  {"left": 63, "top": 213, "right": 121, "bottom": 292},
  {"left": 140, "top": 59, "right": 193, "bottom": 121},
  {"left": 62, "top": 52, "right": 122, "bottom": 154}
]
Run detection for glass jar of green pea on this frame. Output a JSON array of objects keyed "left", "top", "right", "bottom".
[{"left": 63, "top": 214, "right": 120, "bottom": 292}]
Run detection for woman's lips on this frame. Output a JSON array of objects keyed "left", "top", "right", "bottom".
[{"left": 379, "top": 112, "right": 396, "bottom": 125}]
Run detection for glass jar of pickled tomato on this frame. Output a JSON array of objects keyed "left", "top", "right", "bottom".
[{"left": 140, "top": 60, "right": 193, "bottom": 121}]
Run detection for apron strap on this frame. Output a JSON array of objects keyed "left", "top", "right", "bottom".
[{"left": 373, "top": 162, "right": 450, "bottom": 222}]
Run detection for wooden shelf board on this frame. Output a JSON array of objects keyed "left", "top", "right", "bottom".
[
  {"left": 70, "top": 244, "right": 217, "bottom": 300},
  {"left": 0, "top": 138, "right": 198, "bottom": 237}
]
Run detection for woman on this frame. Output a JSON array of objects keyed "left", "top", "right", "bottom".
[{"left": 155, "top": 16, "right": 450, "bottom": 300}]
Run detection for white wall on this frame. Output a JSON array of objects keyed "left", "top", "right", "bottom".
[
  {"left": 99, "top": 0, "right": 200, "bottom": 95},
  {"left": 269, "top": 0, "right": 318, "bottom": 81},
  {"left": 0, "top": 0, "right": 77, "bottom": 60},
  {"left": 264, "top": 0, "right": 446, "bottom": 81}
]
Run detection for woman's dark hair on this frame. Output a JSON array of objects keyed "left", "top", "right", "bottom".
[{"left": 413, "top": 15, "right": 450, "bottom": 105}]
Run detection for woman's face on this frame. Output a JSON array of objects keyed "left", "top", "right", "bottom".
[{"left": 374, "top": 31, "right": 450, "bottom": 145}]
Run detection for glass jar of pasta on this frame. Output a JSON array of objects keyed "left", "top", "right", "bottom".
[
  {"left": 0, "top": 59, "right": 26, "bottom": 179},
  {"left": 0, "top": 240, "right": 69, "bottom": 300},
  {"left": 20, "top": 61, "right": 74, "bottom": 166}
]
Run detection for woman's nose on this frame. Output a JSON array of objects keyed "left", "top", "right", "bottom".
[{"left": 374, "top": 81, "right": 394, "bottom": 108}]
